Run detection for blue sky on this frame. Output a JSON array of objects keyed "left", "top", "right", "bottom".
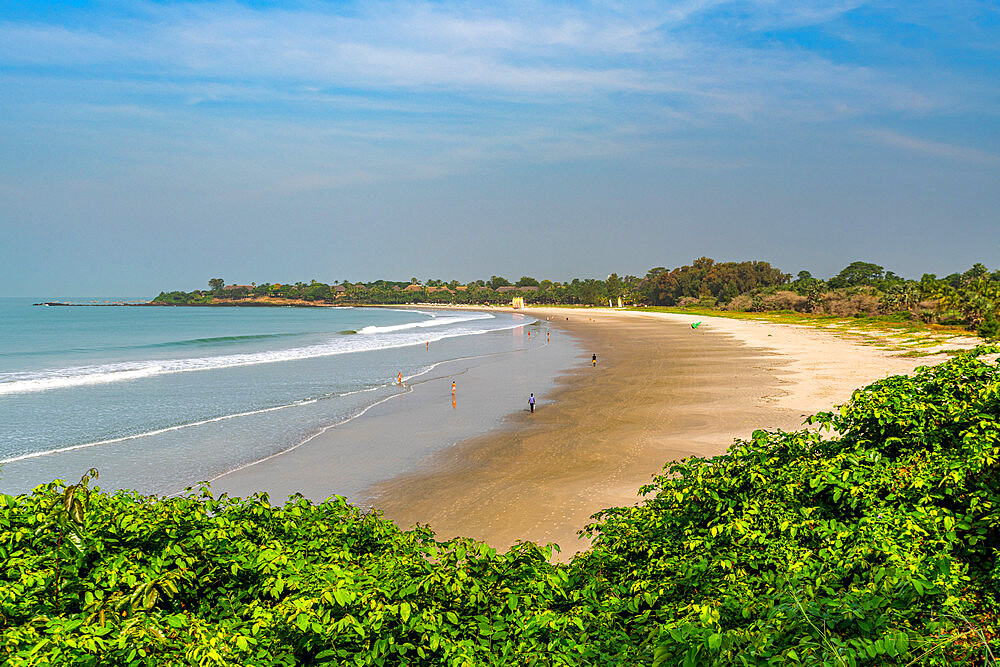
[{"left": 1, "top": 1, "right": 998, "bottom": 296}]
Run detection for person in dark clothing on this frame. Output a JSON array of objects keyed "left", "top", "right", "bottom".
[
  {"left": 592, "top": 353, "right": 597, "bottom": 367},
  {"left": 529, "top": 393, "right": 535, "bottom": 413}
]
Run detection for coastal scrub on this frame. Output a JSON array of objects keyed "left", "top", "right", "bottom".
[{"left": 1, "top": 348, "right": 998, "bottom": 665}]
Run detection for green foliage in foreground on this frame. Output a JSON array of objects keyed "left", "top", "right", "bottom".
[
  {"left": 2, "top": 349, "right": 999, "bottom": 665},
  {"left": 579, "top": 346, "right": 1000, "bottom": 666}
]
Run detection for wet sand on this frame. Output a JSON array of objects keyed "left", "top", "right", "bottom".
[
  {"left": 210, "top": 321, "right": 582, "bottom": 504},
  {"left": 367, "top": 310, "right": 788, "bottom": 557},
  {"left": 368, "top": 308, "right": 969, "bottom": 559}
]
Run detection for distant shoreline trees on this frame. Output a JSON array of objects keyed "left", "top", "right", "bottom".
[{"left": 150, "top": 259, "right": 1000, "bottom": 338}]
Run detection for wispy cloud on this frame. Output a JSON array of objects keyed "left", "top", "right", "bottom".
[
  {"left": 1, "top": 0, "right": 997, "bottom": 189},
  {"left": 862, "top": 129, "right": 1000, "bottom": 165},
  {"left": 0, "top": 1, "right": 950, "bottom": 105},
  {"left": 0, "top": 3, "right": 671, "bottom": 93}
]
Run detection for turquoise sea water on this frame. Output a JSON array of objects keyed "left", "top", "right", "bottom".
[{"left": 0, "top": 299, "right": 572, "bottom": 496}]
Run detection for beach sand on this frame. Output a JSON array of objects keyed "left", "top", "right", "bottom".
[
  {"left": 210, "top": 322, "right": 581, "bottom": 504},
  {"left": 367, "top": 308, "right": 976, "bottom": 559}
]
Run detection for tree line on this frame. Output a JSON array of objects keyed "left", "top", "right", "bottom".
[{"left": 151, "top": 258, "right": 1000, "bottom": 338}]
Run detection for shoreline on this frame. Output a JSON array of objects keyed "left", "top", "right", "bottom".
[
  {"left": 14, "top": 301, "right": 978, "bottom": 557},
  {"left": 209, "top": 316, "right": 583, "bottom": 504},
  {"left": 1, "top": 305, "right": 560, "bottom": 498},
  {"left": 367, "top": 307, "right": 979, "bottom": 559}
]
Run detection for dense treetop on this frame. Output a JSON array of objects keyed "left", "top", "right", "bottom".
[{"left": 152, "top": 258, "right": 1000, "bottom": 338}]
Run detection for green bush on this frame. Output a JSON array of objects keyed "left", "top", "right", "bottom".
[
  {"left": 938, "top": 313, "right": 967, "bottom": 326},
  {"left": 978, "top": 313, "right": 999, "bottom": 340},
  {"left": 578, "top": 346, "right": 1000, "bottom": 665},
  {"left": 2, "top": 348, "right": 998, "bottom": 665}
]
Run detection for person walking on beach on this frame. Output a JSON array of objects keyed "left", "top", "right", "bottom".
[
  {"left": 529, "top": 393, "right": 535, "bottom": 413},
  {"left": 592, "top": 353, "right": 597, "bottom": 367}
]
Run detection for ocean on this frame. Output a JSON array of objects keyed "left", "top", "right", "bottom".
[{"left": 0, "top": 298, "right": 579, "bottom": 497}]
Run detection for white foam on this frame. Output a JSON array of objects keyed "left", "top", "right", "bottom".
[
  {"left": 0, "top": 367, "right": 161, "bottom": 395},
  {"left": 0, "top": 398, "right": 319, "bottom": 464},
  {"left": 357, "top": 312, "right": 493, "bottom": 335},
  {"left": 0, "top": 350, "right": 485, "bottom": 466},
  {"left": 0, "top": 312, "right": 523, "bottom": 396},
  {"left": 1, "top": 318, "right": 542, "bottom": 483}
]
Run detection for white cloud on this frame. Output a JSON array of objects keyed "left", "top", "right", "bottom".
[
  {"left": 0, "top": 1, "right": 905, "bottom": 103},
  {"left": 862, "top": 129, "right": 1000, "bottom": 165},
  {"left": 734, "top": 0, "right": 865, "bottom": 30},
  {"left": 1, "top": 0, "right": 996, "bottom": 189}
]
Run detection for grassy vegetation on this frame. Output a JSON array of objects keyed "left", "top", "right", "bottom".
[
  {"left": 627, "top": 306, "right": 980, "bottom": 355},
  {"left": 2, "top": 347, "right": 998, "bottom": 665}
]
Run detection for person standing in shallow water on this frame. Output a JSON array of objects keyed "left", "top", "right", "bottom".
[
  {"left": 592, "top": 353, "right": 597, "bottom": 367},
  {"left": 529, "top": 393, "right": 535, "bottom": 413}
]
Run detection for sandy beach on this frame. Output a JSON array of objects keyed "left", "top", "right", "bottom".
[
  {"left": 368, "top": 307, "right": 977, "bottom": 558},
  {"left": 209, "top": 318, "right": 582, "bottom": 504},
  {"left": 210, "top": 305, "right": 978, "bottom": 560}
]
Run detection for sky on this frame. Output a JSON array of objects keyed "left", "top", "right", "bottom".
[{"left": 1, "top": 1, "right": 998, "bottom": 296}]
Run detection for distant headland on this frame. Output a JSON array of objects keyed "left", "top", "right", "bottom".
[{"left": 35, "top": 258, "right": 1000, "bottom": 339}]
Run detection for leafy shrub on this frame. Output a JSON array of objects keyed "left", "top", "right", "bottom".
[
  {"left": 861, "top": 311, "right": 916, "bottom": 324},
  {"left": 578, "top": 346, "right": 1000, "bottom": 666},
  {"left": 0, "top": 487, "right": 595, "bottom": 666},
  {"left": 151, "top": 291, "right": 195, "bottom": 305},
  {"left": 979, "top": 313, "right": 999, "bottom": 340},
  {"left": 2, "top": 348, "right": 999, "bottom": 665},
  {"left": 818, "top": 292, "right": 881, "bottom": 317},
  {"left": 938, "top": 313, "right": 967, "bottom": 326},
  {"left": 724, "top": 294, "right": 753, "bottom": 311},
  {"left": 761, "top": 290, "right": 810, "bottom": 312}
]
